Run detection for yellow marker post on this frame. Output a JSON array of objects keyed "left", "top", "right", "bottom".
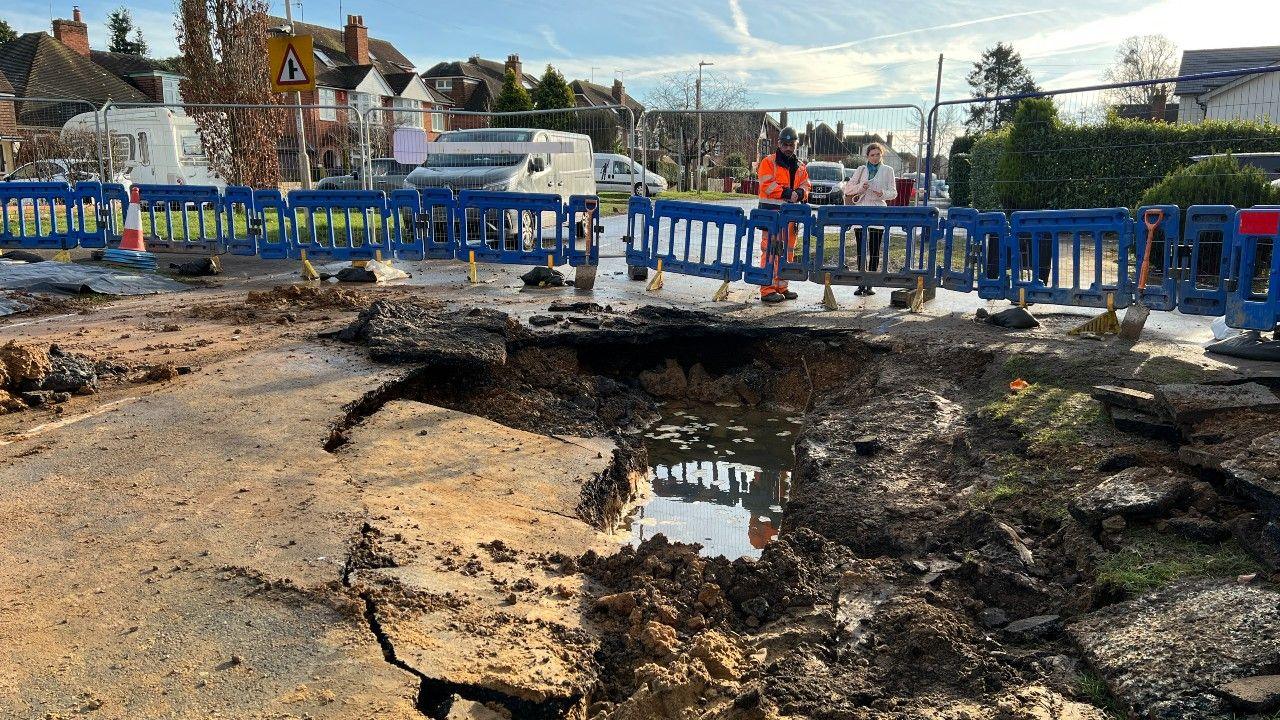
[
  {"left": 547, "top": 253, "right": 554, "bottom": 269},
  {"left": 909, "top": 276, "right": 926, "bottom": 313},
  {"left": 375, "top": 249, "right": 383, "bottom": 263},
  {"left": 712, "top": 279, "right": 730, "bottom": 302},
  {"left": 821, "top": 272, "right": 838, "bottom": 310},
  {"left": 299, "top": 249, "right": 319, "bottom": 281},
  {"left": 209, "top": 255, "right": 223, "bottom": 274},
  {"left": 646, "top": 258, "right": 665, "bottom": 292},
  {"left": 467, "top": 250, "right": 478, "bottom": 284}
]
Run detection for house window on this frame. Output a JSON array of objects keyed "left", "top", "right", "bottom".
[
  {"left": 393, "top": 98, "right": 421, "bottom": 128},
  {"left": 161, "top": 76, "right": 182, "bottom": 105},
  {"left": 349, "top": 91, "right": 378, "bottom": 124},
  {"left": 435, "top": 79, "right": 452, "bottom": 91},
  {"left": 430, "top": 112, "right": 444, "bottom": 132},
  {"left": 318, "top": 88, "right": 337, "bottom": 120}
]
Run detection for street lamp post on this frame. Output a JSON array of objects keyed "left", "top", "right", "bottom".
[{"left": 695, "top": 60, "right": 713, "bottom": 194}]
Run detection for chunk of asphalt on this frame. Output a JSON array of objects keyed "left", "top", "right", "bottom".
[
  {"left": 1218, "top": 675, "right": 1280, "bottom": 713},
  {"left": 1157, "top": 382, "right": 1280, "bottom": 425},
  {"left": 1067, "top": 467, "right": 1191, "bottom": 532},
  {"left": 1090, "top": 385, "right": 1162, "bottom": 415}
]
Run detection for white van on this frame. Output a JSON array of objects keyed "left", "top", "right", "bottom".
[
  {"left": 593, "top": 153, "right": 666, "bottom": 196},
  {"left": 62, "top": 107, "right": 224, "bottom": 188},
  {"left": 405, "top": 128, "right": 595, "bottom": 201}
]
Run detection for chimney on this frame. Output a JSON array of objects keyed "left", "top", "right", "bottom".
[
  {"left": 1151, "top": 90, "right": 1168, "bottom": 123},
  {"left": 885, "top": 132, "right": 894, "bottom": 149},
  {"left": 52, "top": 6, "right": 90, "bottom": 57},
  {"left": 344, "top": 14, "right": 369, "bottom": 66},
  {"left": 611, "top": 79, "right": 624, "bottom": 103},
  {"left": 836, "top": 121, "right": 844, "bottom": 139},
  {"left": 505, "top": 54, "right": 522, "bottom": 81}
]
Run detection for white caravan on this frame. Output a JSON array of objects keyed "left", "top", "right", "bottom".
[{"left": 62, "top": 107, "right": 224, "bottom": 188}]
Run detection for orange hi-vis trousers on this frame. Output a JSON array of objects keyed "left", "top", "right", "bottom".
[{"left": 759, "top": 221, "right": 798, "bottom": 297}]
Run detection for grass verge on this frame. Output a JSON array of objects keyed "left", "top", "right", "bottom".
[{"left": 1096, "top": 528, "right": 1260, "bottom": 597}]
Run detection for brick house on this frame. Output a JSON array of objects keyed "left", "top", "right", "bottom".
[
  {"left": 800, "top": 121, "right": 904, "bottom": 172},
  {"left": 420, "top": 54, "right": 537, "bottom": 129},
  {"left": 0, "top": 72, "right": 18, "bottom": 174},
  {"left": 90, "top": 51, "right": 184, "bottom": 105},
  {"left": 268, "top": 14, "right": 452, "bottom": 177},
  {"left": 570, "top": 78, "right": 643, "bottom": 153}
]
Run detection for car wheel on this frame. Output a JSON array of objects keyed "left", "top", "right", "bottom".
[
  {"left": 519, "top": 210, "right": 536, "bottom": 251},
  {"left": 628, "top": 264, "right": 648, "bottom": 281}
]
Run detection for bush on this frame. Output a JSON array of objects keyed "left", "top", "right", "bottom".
[
  {"left": 654, "top": 159, "right": 682, "bottom": 187},
  {"left": 1139, "top": 154, "right": 1280, "bottom": 208},
  {"left": 966, "top": 99, "right": 1280, "bottom": 210},
  {"left": 948, "top": 135, "right": 979, "bottom": 207}
]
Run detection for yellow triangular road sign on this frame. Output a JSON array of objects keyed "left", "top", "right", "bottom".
[{"left": 268, "top": 34, "right": 315, "bottom": 92}]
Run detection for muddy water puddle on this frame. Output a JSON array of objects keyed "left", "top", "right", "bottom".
[{"left": 627, "top": 405, "right": 800, "bottom": 559}]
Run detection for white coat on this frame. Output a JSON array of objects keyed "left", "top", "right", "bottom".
[{"left": 843, "top": 163, "right": 897, "bottom": 206}]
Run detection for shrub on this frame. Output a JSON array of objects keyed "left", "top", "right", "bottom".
[
  {"left": 1139, "top": 153, "right": 1280, "bottom": 209},
  {"left": 948, "top": 134, "right": 979, "bottom": 207},
  {"left": 969, "top": 129, "right": 1009, "bottom": 211},
  {"left": 997, "top": 98, "right": 1060, "bottom": 210}
]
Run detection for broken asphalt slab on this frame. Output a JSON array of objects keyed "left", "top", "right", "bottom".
[
  {"left": 1068, "top": 579, "right": 1280, "bottom": 719},
  {"left": 1067, "top": 467, "right": 1192, "bottom": 532},
  {"left": 1157, "top": 382, "right": 1280, "bottom": 425}
]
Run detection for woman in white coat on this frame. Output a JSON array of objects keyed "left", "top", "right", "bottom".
[{"left": 842, "top": 142, "right": 897, "bottom": 295}]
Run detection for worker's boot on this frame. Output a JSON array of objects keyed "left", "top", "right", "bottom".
[
  {"left": 782, "top": 290, "right": 798, "bottom": 300},
  {"left": 762, "top": 292, "right": 785, "bottom": 304}
]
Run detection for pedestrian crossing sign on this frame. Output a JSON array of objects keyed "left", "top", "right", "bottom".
[{"left": 269, "top": 35, "right": 315, "bottom": 92}]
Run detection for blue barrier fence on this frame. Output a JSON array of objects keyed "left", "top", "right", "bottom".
[{"left": 0, "top": 180, "right": 1275, "bottom": 332}]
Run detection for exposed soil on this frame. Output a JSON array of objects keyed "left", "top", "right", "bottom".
[{"left": 328, "top": 300, "right": 1280, "bottom": 719}]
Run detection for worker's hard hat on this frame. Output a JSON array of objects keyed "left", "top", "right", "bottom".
[{"left": 779, "top": 127, "right": 798, "bottom": 144}]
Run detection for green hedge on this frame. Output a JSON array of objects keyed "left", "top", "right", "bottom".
[
  {"left": 1140, "top": 154, "right": 1280, "bottom": 208},
  {"left": 948, "top": 135, "right": 978, "bottom": 207},
  {"left": 966, "top": 102, "right": 1280, "bottom": 210}
]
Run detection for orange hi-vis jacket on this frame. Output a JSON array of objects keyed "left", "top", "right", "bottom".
[{"left": 757, "top": 151, "right": 811, "bottom": 206}]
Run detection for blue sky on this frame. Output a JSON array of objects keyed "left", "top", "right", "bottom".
[{"left": 6, "top": 0, "right": 1276, "bottom": 107}]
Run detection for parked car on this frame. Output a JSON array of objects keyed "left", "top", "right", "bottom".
[
  {"left": 843, "top": 167, "right": 855, "bottom": 182},
  {"left": 1, "top": 158, "right": 132, "bottom": 193},
  {"left": 63, "top": 107, "right": 223, "bottom": 188},
  {"left": 405, "top": 128, "right": 596, "bottom": 244},
  {"left": 805, "top": 161, "right": 846, "bottom": 205},
  {"left": 593, "top": 153, "right": 666, "bottom": 196},
  {"left": 317, "top": 158, "right": 417, "bottom": 191},
  {"left": 1190, "top": 152, "right": 1280, "bottom": 188}
]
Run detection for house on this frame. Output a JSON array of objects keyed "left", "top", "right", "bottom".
[
  {"left": 570, "top": 78, "right": 643, "bottom": 153},
  {"left": 1174, "top": 46, "right": 1280, "bottom": 124},
  {"left": 0, "top": 71, "right": 18, "bottom": 174},
  {"left": 1112, "top": 102, "right": 1179, "bottom": 123},
  {"left": 420, "top": 54, "right": 537, "bottom": 129},
  {"left": 798, "top": 121, "right": 905, "bottom": 171},
  {"left": 267, "top": 14, "right": 452, "bottom": 177},
  {"left": 90, "top": 51, "right": 184, "bottom": 105},
  {"left": 0, "top": 10, "right": 150, "bottom": 130}
]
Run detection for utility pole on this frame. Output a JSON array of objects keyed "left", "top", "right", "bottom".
[
  {"left": 695, "top": 60, "right": 713, "bottom": 194},
  {"left": 923, "top": 53, "right": 943, "bottom": 206},
  {"left": 282, "top": 0, "right": 312, "bottom": 189}
]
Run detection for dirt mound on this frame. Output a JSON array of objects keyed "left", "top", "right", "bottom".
[
  {"left": 246, "top": 284, "right": 370, "bottom": 311},
  {"left": 0, "top": 341, "right": 101, "bottom": 414}
]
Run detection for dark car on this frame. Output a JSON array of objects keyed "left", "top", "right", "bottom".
[
  {"left": 1190, "top": 152, "right": 1280, "bottom": 186},
  {"left": 805, "top": 161, "right": 846, "bottom": 205},
  {"left": 316, "top": 158, "right": 418, "bottom": 191}
]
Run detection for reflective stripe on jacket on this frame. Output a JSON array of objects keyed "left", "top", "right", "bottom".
[{"left": 757, "top": 152, "right": 811, "bottom": 204}]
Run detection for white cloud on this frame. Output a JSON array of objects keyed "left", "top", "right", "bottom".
[{"left": 537, "top": 25, "right": 570, "bottom": 57}]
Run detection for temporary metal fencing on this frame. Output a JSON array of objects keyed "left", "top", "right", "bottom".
[
  {"left": 637, "top": 105, "right": 927, "bottom": 202},
  {"left": 1, "top": 97, "right": 106, "bottom": 181}
]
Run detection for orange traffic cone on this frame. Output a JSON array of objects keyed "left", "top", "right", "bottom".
[
  {"left": 120, "top": 185, "right": 146, "bottom": 252},
  {"left": 102, "top": 185, "right": 156, "bottom": 271}
]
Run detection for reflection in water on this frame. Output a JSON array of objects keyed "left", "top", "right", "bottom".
[{"left": 627, "top": 406, "right": 798, "bottom": 559}]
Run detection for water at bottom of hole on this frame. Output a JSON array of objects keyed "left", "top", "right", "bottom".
[{"left": 627, "top": 403, "right": 800, "bottom": 559}]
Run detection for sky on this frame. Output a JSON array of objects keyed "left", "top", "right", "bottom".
[{"left": 5, "top": 0, "right": 1276, "bottom": 108}]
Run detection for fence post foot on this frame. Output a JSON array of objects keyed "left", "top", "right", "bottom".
[
  {"left": 209, "top": 255, "right": 222, "bottom": 274},
  {"left": 909, "top": 276, "right": 925, "bottom": 313},
  {"left": 822, "top": 273, "right": 838, "bottom": 310},
  {"left": 53, "top": 249, "right": 72, "bottom": 263},
  {"left": 712, "top": 279, "right": 730, "bottom": 302},
  {"left": 467, "top": 250, "right": 478, "bottom": 284},
  {"left": 646, "top": 259, "right": 664, "bottom": 292},
  {"left": 299, "top": 250, "right": 320, "bottom": 282}
]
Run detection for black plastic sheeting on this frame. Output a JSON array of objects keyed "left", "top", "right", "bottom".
[
  {"left": 0, "top": 296, "right": 32, "bottom": 317},
  {"left": 1207, "top": 334, "right": 1280, "bottom": 362},
  {"left": 0, "top": 260, "right": 188, "bottom": 296}
]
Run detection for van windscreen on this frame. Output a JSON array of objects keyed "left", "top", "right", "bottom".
[{"left": 426, "top": 130, "right": 535, "bottom": 168}]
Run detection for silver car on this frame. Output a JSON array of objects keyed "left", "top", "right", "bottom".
[{"left": 316, "top": 158, "right": 417, "bottom": 191}]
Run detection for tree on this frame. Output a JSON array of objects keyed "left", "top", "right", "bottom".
[
  {"left": 176, "top": 0, "right": 285, "bottom": 187},
  {"left": 494, "top": 69, "right": 533, "bottom": 113},
  {"left": 1104, "top": 34, "right": 1178, "bottom": 109},
  {"left": 965, "top": 43, "right": 1040, "bottom": 132},
  {"left": 531, "top": 64, "right": 575, "bottom": 111},
  {"left": 0, "top": 19, "right": 17, "bottom": 45},
  {"left": 108, "top": 7, "right": 148, "bottom": 55},
  {"left": 643, "top": 70, "right": 751, "bottom": 188}
]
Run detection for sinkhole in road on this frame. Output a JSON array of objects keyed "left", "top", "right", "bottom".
[{"left": 629, "top": 403, "right": 800, "bottom": 559}]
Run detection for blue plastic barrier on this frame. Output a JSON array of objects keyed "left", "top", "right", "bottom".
[
  {"left": 1009, "top": 208, "right": 1133, "bottom": 308},
  {"left": 741, "top": 208, "right": 783, "bottom": 286},
  {"left": 648, "top": 199, "right": 745, "bottom": 281},
  {"left": 936, "top": 209, "right": 1012, "bottom": 298},
  {"left": 288, "top": 189, "right": 391, "bottom": 262},
  {"left": 222, "top": 186, "right": 258, "bottom": 256},
  {"left": 1225, "top": 208, "right": 1279, "bottom": 331},
  {"left": 1131, "top": 205, "right": 1180, "bottom": 311},
  {"left": 811, "top": 205, "right": 940, "bottom": 289},
  {"left": 565, "top": 195, "right": 601, "bottom": 266},
  {"left": 134, "top": 184, "right": 225, "bottom": 254},
  {"left": 624, "top": 195, "right": 655, "bottom": 270},
  {"left": 0, "top": 182, "right": 75, "bottom": 250},
  {"left": 69, "top": 181, "right": 108, "bottom": 249},
  {"left": 388, "top": 188, "right": 455, "bottom": 261},
  {"left": 769, "top": 203, "right": 815, "bottom": 283},
  {"left": 1177, "top": 205, "right": 1236, "bottom": 316},
  {"left": 251, "top": 189, "right": 293, "bottom": 260},
  {"left": 456, "top": 190, "right": 565, "bottom": 265},
  {"left": 94, "top": 183, "right": 130, "bottom": 248}
]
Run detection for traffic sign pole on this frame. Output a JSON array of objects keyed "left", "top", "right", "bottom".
[{"left": 282, "top": 2, "right": 312, "bottom": 190}]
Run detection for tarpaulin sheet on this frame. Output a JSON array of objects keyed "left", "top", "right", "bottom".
[
  {"left": 0, "top": 260, "right": 189, "bottom": 295},
  {"left": 0, "top": 296, "right": 32, "bottom": 316}
]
